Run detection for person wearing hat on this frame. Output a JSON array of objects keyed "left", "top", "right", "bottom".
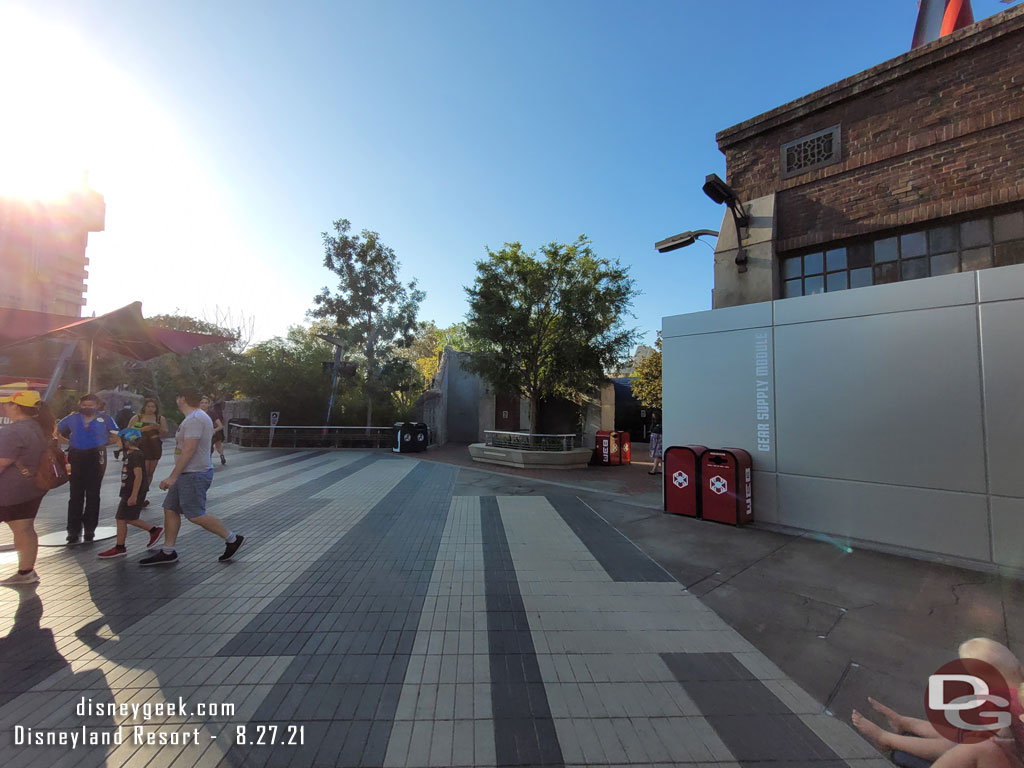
[
  {"left": 112, "top": 402, "right": 136, "bottom": 460},
  {"left": 0, "top": 391, "right": 57, "bottom": 585},
  {"left": 57, "top": 393, "right": 119, "bottom": 544},
  {"left": 96, "top": 427, "right": 163, "bottom": 559}
]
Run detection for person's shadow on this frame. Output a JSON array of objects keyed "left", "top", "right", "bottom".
[
  {"left": 75, "top": 557, "right": 228, "bottom": 763},
  {"left": 0, "top": 587, "right": 115, "bottom": 756}
]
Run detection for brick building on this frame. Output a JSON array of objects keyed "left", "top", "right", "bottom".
[
  {"left": 710, "top": 4, "right": 1024, "bottom": 309},
  {"left": 661, "top": 5, "right": 1024, "bottom": 570},
  {"left": 0, "top": 180, "right": 105, "bottom": 316}
]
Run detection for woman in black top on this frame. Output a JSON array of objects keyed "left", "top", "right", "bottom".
[
  {"left": 0, "top": 391, "right": 56, "bottom": 585},
  {"left": 133, "top": 398, "right": 167, "bottom": 484}
]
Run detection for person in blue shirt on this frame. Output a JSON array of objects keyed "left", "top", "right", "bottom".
[{"left": 57, "top": 393, "right": 118, "bottom": 544}]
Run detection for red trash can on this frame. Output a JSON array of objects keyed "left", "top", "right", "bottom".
[
  {"left": 617, "top": 432, "right": 631, "bottom": 465},
  {"left": 664, "top": 445, "right": 707, "bottom": 517},
  {"left": 594, "top": 430, "right": 615, "bottom": 465},
  {"left": 700, "top": 448, "right": 753, "bottom": 525}
]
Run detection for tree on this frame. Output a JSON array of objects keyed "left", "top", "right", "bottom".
[
  {"left": 311, "top": 219, "right": 425, "bottom": 427},
  {"left": 379, "top": 357, "right": 425, "bottom": 412},
  {"left": 464, "top": 236, "right": 639, "bottom": 434},
  {"left": 399, "top": 321, "right": 443, "bottom": 386},
  {"left": 631, "top": 333, "right": 662, "bottom": 410},
  {"left": 399, "top": 320, "right": 486, "bottom": 388},
  {"left": 232, "top": 326, "right": 335, "bottom": 424}
]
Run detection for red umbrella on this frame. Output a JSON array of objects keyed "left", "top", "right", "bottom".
[{"left": 0, "top": 302, "right": 234, "bottom": 392}]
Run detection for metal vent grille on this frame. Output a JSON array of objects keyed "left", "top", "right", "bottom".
[{"left": 781, "top": 125, "right": 841, "bottom": 179}]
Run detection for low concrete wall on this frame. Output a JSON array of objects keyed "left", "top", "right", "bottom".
[
  {"left": 468, "top": 443, "right": 593, "bottom": 469},
  {"left": 662, "top": 263, "right": 1024, "bottom": 570}
]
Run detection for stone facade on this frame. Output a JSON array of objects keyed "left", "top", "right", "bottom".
[{"left": 416, "top": 346, "right": 615, "bottom": 448}]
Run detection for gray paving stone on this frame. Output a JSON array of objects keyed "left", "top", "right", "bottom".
[{"left": 0, "top": 454, "right": 885, "bottom": 767}]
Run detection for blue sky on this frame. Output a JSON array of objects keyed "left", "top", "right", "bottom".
[{"left": 4, "top": 0, "right": 1016, "bottom": 346}]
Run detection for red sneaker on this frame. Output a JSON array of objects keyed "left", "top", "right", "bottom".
[
  {"left": 147, "top": 527, "right": 164, "bottom": 549},
  {"left": 98, "top": 546, "right": 127, "bottom": 559}
]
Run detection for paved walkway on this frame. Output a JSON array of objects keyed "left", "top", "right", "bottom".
[
  {"left": 420, "top": 443, "right": 663, "bottom": 510},
  {"left": 0, "top": 449, "right": 884, "bottom": 767}
]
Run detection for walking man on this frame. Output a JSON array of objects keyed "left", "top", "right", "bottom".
[
  {"left": 57, "top": 393, "right": 118, "bottom": 544},
  {"left": 139, "top": 388, "right": 244, "bottom": 566}
]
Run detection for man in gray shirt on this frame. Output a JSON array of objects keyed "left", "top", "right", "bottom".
[{"left": 139, "top": 388, "right": 244, "bottom": 565}]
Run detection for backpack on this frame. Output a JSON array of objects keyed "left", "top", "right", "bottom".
[{"left": 17, "top": 439, "right": 70, "bottom": 492}]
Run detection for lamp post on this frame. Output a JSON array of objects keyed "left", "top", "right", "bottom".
[
  {"left": 316, "top": 334, "right": 346, "bottom": 427},
  {"left": 654, "top": 229, "right": 719, "bottom": 253}
]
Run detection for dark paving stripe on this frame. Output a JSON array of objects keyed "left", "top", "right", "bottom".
[
  {"left": 223, "top": 449, "right": 330, "bottom": 473},
  {"left": 661, "top": 652, "right": 845, "bottom": 765},
  {"left": 0, "top": 456, "right": 382, "bottom": 707},
  {"left": 481, "top": 496, "right": 565, "bottom": 768},
  {"left": 209, "top": 451, "right": 336, "bottom": 504},
  {"left": 238, "top": 454, "right": 380, "bottom": 515},
  {"left": 217, "top": 461, "right": 458, "bottom": 768},
  {"left": 220, "top": 449, "right": 320, "bottom": 469},
  {"left": 547, "top": 494, "right": 674, "bottom": 582}
]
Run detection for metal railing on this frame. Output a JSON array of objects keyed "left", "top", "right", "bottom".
[
  {"left": 483, "top": 430, "right": 578, "bottom": 452},
  {"left": 228, "top": 423, "right": 421, "bottom": 450}
]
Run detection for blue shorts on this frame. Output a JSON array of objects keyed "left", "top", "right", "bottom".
[{"left": 162, "top": 470, "right": 213, "bottom": 518}]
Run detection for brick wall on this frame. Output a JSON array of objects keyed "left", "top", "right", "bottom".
[{"left": 717, "top": 6, "right": 1024, "bottom": 253}]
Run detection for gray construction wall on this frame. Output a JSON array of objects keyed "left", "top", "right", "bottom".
[
  {"left": 662, "top": 263, "right": 1024, "bottom": 570},
  {"left": 446, "top": 350, "right": 484, "bottom": 443}
]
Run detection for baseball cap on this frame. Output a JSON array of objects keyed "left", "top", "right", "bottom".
[
  {"left": 0, "top": 391, "right": 42, "bottom": 408},
  {"left": 118, "top": 427, "right": 143, "bottom": 442}
]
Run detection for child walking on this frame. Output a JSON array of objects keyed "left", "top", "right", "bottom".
[{"left": 97, "top": 428, "right": 163, "bottom": 559}]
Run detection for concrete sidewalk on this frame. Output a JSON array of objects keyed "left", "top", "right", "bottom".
[{"left": 0, "top": 447, "right": 892, "bottom": 767}]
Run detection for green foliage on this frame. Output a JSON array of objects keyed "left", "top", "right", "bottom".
[
  {"left": 379, "top": 357, "right": 425, "bottom": 413},
  {"left": 464, "top": 235, "right": 639, "bottom": 432},
  {"left": 631, "top": 333, "right": 662, "bottom": 409},
  {"left": 232, "top": 326, "right": 334, "bottom": 424},
  {"left": 397, "top": 320, "right": 484, "bottom": 388},
  {"left": 310, "top": 219, "right": 425, "bottom": 426},
  {"left": 227, "top": 325, "right": 421, "bottom": 426}
]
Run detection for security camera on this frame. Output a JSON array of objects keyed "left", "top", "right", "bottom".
[{"left": 702, "top": 174, "right": 738, "bottom": 206}]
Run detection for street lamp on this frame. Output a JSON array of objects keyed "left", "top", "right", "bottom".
[{"left": 655, "top": 229, "right": 719, "bottom": 254}]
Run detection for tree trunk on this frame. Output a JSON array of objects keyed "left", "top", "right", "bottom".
[{"left": 529, "top": 392, "right": 540, "bottom": 434}]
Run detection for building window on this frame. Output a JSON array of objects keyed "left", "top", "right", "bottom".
[
  {"left": 780, "top": 125, "right": 841, "bottom": 180},
  {"left": 780, "top": 208, "right": 1024, "bottom": 298}
]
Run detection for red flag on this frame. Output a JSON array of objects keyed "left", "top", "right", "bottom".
[{"left": 912, "top": 0, "right": 975, "bottom": 49}]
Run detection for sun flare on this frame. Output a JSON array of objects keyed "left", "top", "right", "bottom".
[
  {"left": 0, "top": 6, "right": 251, "bottom": 325},
  {"left": 0, "top": 9, "right": 103, "bottom": 199}
]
